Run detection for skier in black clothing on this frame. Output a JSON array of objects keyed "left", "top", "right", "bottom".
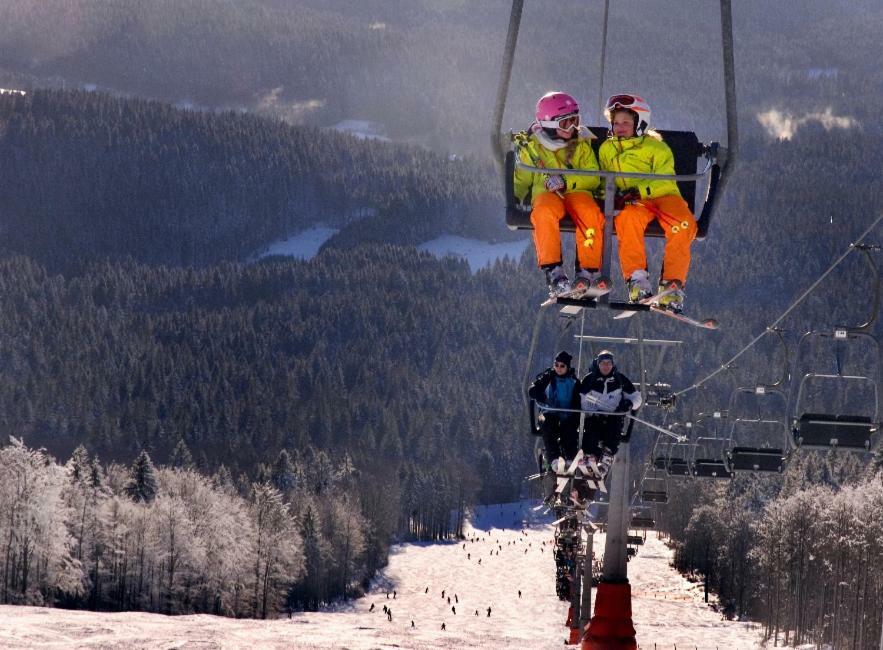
[
  {"left": 578, "top": 350, "right": 642, "bottom": 476},
  {"left": 528, "top": 351, "right": 582, "bottom": 468}
]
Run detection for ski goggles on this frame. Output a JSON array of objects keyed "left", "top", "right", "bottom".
[
  {"left": 539, "top": 112, "right": 579, "bottom": 131},
  {"left": 606, "top": 94, "right": 638, "bottom": 110}
]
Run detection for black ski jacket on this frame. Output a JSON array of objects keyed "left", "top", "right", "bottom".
[{"left": 578, "top": 360, "right": 642, "bottom": 414}]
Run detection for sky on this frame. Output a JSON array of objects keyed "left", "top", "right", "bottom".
[{"left": 0, "top": 500, "right": 771, "bottom": 649}]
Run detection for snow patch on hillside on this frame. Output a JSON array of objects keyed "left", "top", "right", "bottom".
[
  {"left": 418, "top": 235, "right": 530, "bottom": 272},
  {"left": 333, "top": 120, "right": 390, "bottom": 141},
  {"left": 256, "top": 226, "right": 338, "bottom": 260}
]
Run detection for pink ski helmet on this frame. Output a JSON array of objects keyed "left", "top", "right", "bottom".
[
  {"left": 535, "top": 91, "right": 580, "bottom": 132},
  {"left": 603, "top": 93, "right": 651, "bottom": 134}
]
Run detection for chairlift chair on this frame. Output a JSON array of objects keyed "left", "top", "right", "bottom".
[
  {"left": 724, "top": 386, "right": 791, "bottom": 474},
  {"left": 791, "top": 329, "right": 880, "bottom": 452}
]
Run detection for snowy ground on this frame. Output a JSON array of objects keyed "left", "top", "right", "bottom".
[
  {"left": 0, "top": 501, "right": 766, "bottom": 649},
  {"left": 256, "top": 226, "right": 340, "bottom": 260},
  {"left": 417, "top": 235, "right": 530, "bottom": 272}
]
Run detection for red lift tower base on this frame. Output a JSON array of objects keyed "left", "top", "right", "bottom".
[{"left": 582, "top": 581, "right": 636, "bottom": 649}]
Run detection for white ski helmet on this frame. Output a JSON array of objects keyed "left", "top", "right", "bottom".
[{"left": 603, "top": 93, "right": 651, "bottom": 134}]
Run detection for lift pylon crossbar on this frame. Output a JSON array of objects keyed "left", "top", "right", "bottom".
[{"left": 574, "top": 334, "right": 683, "bottom": 347}]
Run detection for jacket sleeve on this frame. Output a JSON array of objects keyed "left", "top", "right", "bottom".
[
  {"left": 513, "top": 147, "right": 534, "bottom": 203},
  {"left": 619, "top": 374, "right": 643, "bottom": 410},
  {"left": 566, "top": 141, "right": 601, "bottom": 194},
  {"left": 528, "top": 369, "right": 552, "bottom": 403}
]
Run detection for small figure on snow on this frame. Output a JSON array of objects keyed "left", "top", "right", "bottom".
[
  {"left": 441, "top": 622, "right": 447, "bottom": 631},
  {"left": 518, "top": 590, "right": 522, "bottom": 598},
  {"left": 513, "top": 91, "right": 606, "bottom": 297},
  {"left": 599, "top": 93, "right": 697, "bottom": 313},
  {"left": 487, "top": 606, "right": 492, "bottom": 617},
  {"left": 369, "top": 603, "right": 375, "bottom": 612},
  {"left": 452, "top": 605, "right": 456, "bottom": 615},
  {"left": 578, "top": 350, "right": 642, "bottom": 477}
]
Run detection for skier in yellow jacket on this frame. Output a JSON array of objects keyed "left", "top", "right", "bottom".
[
  {"left": 513, "top": 92, "right": 606, "bottom": 297},
  {"left": 599, "top": 93, "right": 697, "bottom": 313}
]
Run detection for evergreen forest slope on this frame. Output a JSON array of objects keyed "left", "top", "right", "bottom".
[
  {"left": 0, "top": 90, "right": 500, "bottom": 272},
  {"left": 1, "top": 1, "right": 881, "bottom": 152}
]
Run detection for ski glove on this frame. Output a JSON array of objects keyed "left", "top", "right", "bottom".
[
  {"left": 544, "top": 175, "right": 566, "bottom": 193},
  {"left": 615, "top": 398, "right": 634, "bottom": 413},
  {"left": 614, "top": 189, "right": 641, "bottom": 211}
]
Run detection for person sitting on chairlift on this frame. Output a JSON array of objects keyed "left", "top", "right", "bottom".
[
  {"left": 578, "top": 350, "right": 642, "bottom": 477},
  {"left": 513, "top": 92, "right": 607, "bottom": 298},
  {"left": 598, "top": 93, "right": 698, "bottom": 314},
  {"left": 528, "top": 350, "right": 582, "bottom": 471}
]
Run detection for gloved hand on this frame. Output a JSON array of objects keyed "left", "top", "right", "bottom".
[
  {"left": 615, "top": 398, "right": 633, "bottom": 413},
  {"left": 544, "top": 175, "right": 566, "bottom": 193},
  {"left": 614, "top": 188, "right": 640, "bottom": 210}
]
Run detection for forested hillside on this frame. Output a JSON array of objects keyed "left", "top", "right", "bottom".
[
  {"left": 0, "top": 90, "right": 500, "bottom": 271},
  {"left": 1, "top": 1, "right": 881, "bottom": 152}
]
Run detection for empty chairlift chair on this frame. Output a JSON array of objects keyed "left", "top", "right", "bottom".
[
  {"left": 724, "top": 386, "right": 790, "bottom": 474},
  {"left": 791, "top": 328, "right": 880, "bottom": 452}
]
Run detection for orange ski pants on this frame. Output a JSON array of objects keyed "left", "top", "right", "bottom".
[
  {"left": 530, "top": 191, "right": 605, "bottom": 270},
  {"left": 616, "top": 195, "right": 697, "bottom": 284}
]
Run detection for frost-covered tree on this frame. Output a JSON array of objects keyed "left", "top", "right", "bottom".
[
  {"left": 0, "top": 438, "right": 82, "bottom": 604},
  {"left": 270, "top": 449, "right": 296, "bottom": 494},
  {"left": 250, "top": 482, "right": 303, "bottom": 618}
]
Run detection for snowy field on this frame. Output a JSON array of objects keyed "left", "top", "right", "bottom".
[
  {"left": 256, "top": 227, "right": 339, "bottom": 260},
  {"left": 417, "top": 235, "right": 530, "bottom": 272},
  {"left": 0, "top": 501, "right": 767, "bottom": 649}
]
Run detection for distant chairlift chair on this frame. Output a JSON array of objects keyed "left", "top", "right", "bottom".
[
  {"left": 791, "top": 328, "right": 880, "bottom": 452},
  {"left": 724, "top": 386, "right": 791, "bottom": 474}
]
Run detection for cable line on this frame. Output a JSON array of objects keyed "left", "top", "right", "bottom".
[{"left": 674, "top": 211, "right": 883, "bottom": 398}]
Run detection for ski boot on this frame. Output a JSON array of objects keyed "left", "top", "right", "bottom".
[
  {"left": 572, "top": 269, "right": 610, "bottom": 296},
  {"left": 627, "top": 269, "right": 652, "bottom": 303},
  {"left": 544, "top": 265, "right": 571, "bottom": 297},
  {"left": 656, "top": 280, "right": 685, "bottom": 314},
  {"left": 596, "top": 447, "right": 615, "bottom": 478}
]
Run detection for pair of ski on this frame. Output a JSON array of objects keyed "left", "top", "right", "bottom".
[{"left": 613, "top": 286, "right": 719, "bottom": 330}]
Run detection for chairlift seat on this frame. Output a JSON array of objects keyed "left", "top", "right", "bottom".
[
  {"left": 652, "top": 456, "right": 669, "bottom": 470},
  {"left": 793, "top": 412, "right": 876, "bottom": 451},
  {"left": 666, "top": 458, "right": 691, "bottom": 476},
  {"left": 641, "top": 490, "right": 669, "bottom": 504},
  {"left": 692, "top": 458, "right": 733, "bottom": 479},
  {"left": 726, "top": 447, "right": 785, "bottom": 473},
  {"left": 627, "top": 535, "right": 645, "bottom": 546},
  {"left": 630, "top": 515, "right": 656, "bottom": 530},
  {"left": 505, "top": 128, "right": 716, "bottom": 239}
]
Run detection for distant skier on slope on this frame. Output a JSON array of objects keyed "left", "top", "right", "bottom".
[
  {"left": 599, "top": 93, "right": 697, "bottom": 313},
  {"left": 578, "top": 350, "right": 642, "bottom": 476},
  {"left": 513, "top": 92, "right": 606, "bottom": 297}
]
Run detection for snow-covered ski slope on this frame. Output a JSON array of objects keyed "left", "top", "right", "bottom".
[{"left": 0, "top": 501, "right": 764, "bottom": 649}]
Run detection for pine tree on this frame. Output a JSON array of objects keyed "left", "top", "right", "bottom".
[
  {"left": 270, "top": 449, "right": 296, "bottom": 494},
  {"left": 169, "top": 438, "right": 194, "bottom": 470},
  {"left": 125, "top": 450, "right": 159, "bottom": 503}
]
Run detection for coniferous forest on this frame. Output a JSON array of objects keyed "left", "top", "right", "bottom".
[{"left": 0, "top": 2, "right": 882, "bottom": 646}]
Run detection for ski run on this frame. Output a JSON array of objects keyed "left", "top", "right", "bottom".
[{"left": 0, "top": 501, "right": 771, "bottom": 649}]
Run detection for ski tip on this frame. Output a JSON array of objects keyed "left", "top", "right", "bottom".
[{"left": 703, "top": 318, "right": 720, "bottom": 330}]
